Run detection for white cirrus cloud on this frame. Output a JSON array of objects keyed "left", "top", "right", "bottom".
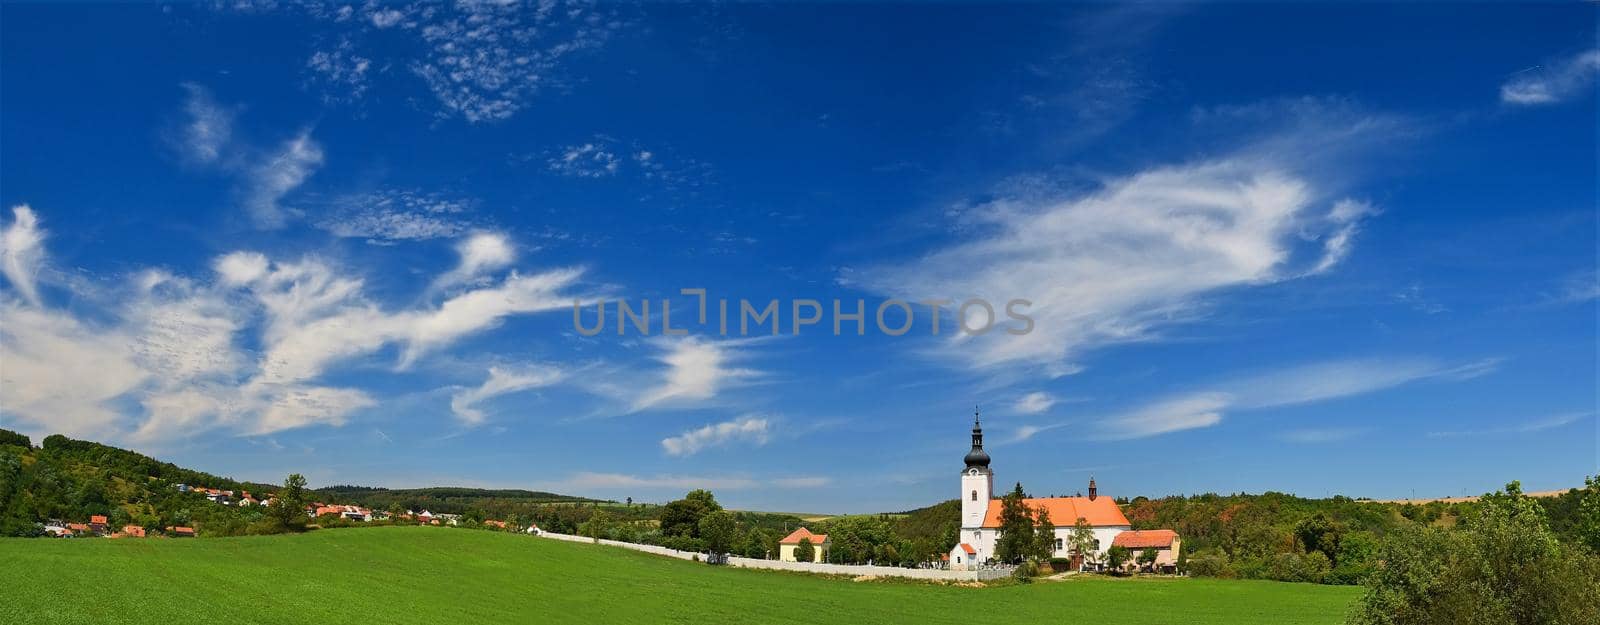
[
  {"left": 450, "top": 365, "right": 566, "bottom": 426},
  {"left": 1013, "top": 391, "right": 1057, "bottom": 415},
  {"left": 1091, "top": 356, "right": 1500, "bottom": 440},
  {"left": 315, "top": 189, "right": 474, "bottom": 243},
  {"left": 1280, "top": 428, "right": 1369, "bottom": 443},
  {"left": 1095, "top": 392, "right": 1229, "bottom": 440},
  {"left": 247, "top": 2, "right": 623, "bottom": 123},
  {"left": 431, "top": 231, "right": 516, "bottom": 293},
  {"left": 246, "top": 131, "right": 324, "bottom": 229},
  {"left": 1, "top": 205, "right": 46, "bottom": 306},
  {"left": 1500, "top": 49, "right": 1600, "bottom": 106},
  {"left": 1426, "top": 412, "right": 1591, "bottom": 438},
  {"left": 661, "top": 415, "right": 771, "bottom": 457},
  {"left": 547, "top": 141, "right": 621, "bottom": 178},
  {"left": 176, "top": 82, "right": 234, "bottom": 164},
  {"left": 631, "top": 337, "right": 760, "bottom": 412}
]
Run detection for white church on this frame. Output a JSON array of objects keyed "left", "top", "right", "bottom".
[{"left": 947, "top": 412, "right": 1178, "bottom": 571}]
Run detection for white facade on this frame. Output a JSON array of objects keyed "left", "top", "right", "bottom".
[{"left": 960, "top": 466, "right": 993, "bottom": 528}]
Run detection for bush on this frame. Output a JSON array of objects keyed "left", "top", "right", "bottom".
[
  {"left": 1048, "top": 557, "right": 1073, "bottom": 571},
  {"left": 1012, "top": 560, "right": 1038, "bottom": 583},
  {"left": 1185, "top": 550, "right": 1234, "bottom": 578}
]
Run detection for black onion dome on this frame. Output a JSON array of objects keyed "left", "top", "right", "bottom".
[{"left": 964, "top": 410, "right": 990, "bottom": 468}]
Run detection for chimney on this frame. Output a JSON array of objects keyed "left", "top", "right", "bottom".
[{"left": 1088, "top": 477, "right": 1098, "bottom": 501}]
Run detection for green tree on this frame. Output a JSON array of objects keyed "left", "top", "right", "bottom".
[
  {"left": 993, "top": 482, "right": 1035, "bottom": 564},
  {"left": 659, "top": 489, "right": 721, "bottom": 538},
  {"left": 1031, "top": 506, "right": 1057, "bottom": 562},
  {"left": 268, "top": 474, "right": 308, "bottom": 531},
  {"left": 1576, "top": 475, "right": 1600, "bottom": 552},
  {"left": 1295, "top": 513, "right": 1343, "bottom": 561},
  {"left": 698, "top": 510, "right": 736, "bottom": 557},
  {"left": 1070, "top": 517, "right": 1099, "bottom": 569},
  {"left": 579, "top": 509, "right": 611, "bottom": 542},
  {"left": 1106, "top": 545, "right": 1131, "bottom": 572},
  {"left": 1138, "top": 547, "right": 1159, "bottom": 572},
  {"left": 792, "top": 537, "right": 815, "bottom": 562}
]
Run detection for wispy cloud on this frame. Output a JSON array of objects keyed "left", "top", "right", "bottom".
[
  {"left": 245, "top": 131, "right": 324, "bottom": 229},
  {"left": 174, "top": 84, "right": 323, "bottom": 229},
  {"left": 431, "top": 232, "right": 516, "bottom": 293},
  {"left": 1280, "top": 428, "right": 1368, "bottom": 443},
  {"left": 1500, "top": 49, "right": 1600, "bottom": 106},
  {"left": 557, "top": 472, "right": 828, "bottom": 492},
  {"left": 1228, "top": 357, "right": 1500, "bottom": 409},
  {"left": 1004, "top": 421, "right": 1071, "bottom": 444},
  {"left": 1089, "top": 357, "right": 1497, "bottom": 440},
  {"left": 254, "top": 2, "right": 623, "bottom": 123},
  {"left": 1013, "top": 391, "right": 1057, "bottom": 415},
  {"left": 850, "top": 101, "right": 1399, "bottom": 375},
  {"left": 176, "top": 82, "right": 233, "bottom": 164},
  {"left": 661, "top": 415, "right": 771, "bottom": 457},
  {"left": 450, "top": 365, "right": 566, "bottom": 426},
  {"left": 315, "top": 189, "right": 474, "bottom": 243},
  {"left": 1095, "top": 393, "right": 1228, "bottom": 440},
  {"left": 631, "top": 337, "right": 759, "bottom": 412},
  {"left": 1, "top": 205, "right": 45, "bottom": 306},
  {"left": 1427, "top": 412, "right": 1591, "bottom": 438}
]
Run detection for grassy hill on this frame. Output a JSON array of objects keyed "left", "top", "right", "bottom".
[{"left": 0, "top": 526, "right": 1360, "bottom": 625}]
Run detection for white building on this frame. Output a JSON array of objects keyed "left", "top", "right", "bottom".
[{"left": 957, "top": 412, "right": 1134, "bottom": 569}]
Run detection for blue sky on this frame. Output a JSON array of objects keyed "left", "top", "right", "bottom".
[{"left": 0, "top": 2, "right": 1594, "bottom": 513}]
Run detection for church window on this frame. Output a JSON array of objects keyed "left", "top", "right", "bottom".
[
  {"left": 1055, "top": 538, "right": 1063, "bottom": 551},
  {"left": 970, "top": 490, "right": 977, "bottom": 501}
]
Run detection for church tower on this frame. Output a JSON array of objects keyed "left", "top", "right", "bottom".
[{"left": 960, "top": 408, "right": 994, "bottom": 528}]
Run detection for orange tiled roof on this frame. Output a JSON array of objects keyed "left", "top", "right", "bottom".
[
  {"left": 778, "top": 527, "right": 830, "bottom": 544},
  {"left": 980, "top": 496, "right": 1130, "bottom": 529},
  {"left": 90, "top": 515, "right": 108, "bottom": 524},
  {"left": 957, "top": 543, "right": 977, "bottom": 555},
  {"left": 68, "top": 523, "right": 89, "bottom": 531},
  {"left": 1111, "top": 529, "right": 1178, "bottom": 549}
]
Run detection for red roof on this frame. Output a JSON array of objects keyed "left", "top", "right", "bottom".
[
  {"left": 1112, "top": 529, "right": 1178, "bottom": 549},
  {"left": 981, "top": 496, "right": 1129, "bottom": 528},
  {"left": 956, "top": 543, "right": 977, "bottom": 555},
  {"left": 67, "top": 523, "right": 89, "bottom": 531},
  {"left": 90, "top": 515, "right": 108, "bottom": 524},
  {"left": 778, "top": 527, "right": 830, "bottom": 544}
]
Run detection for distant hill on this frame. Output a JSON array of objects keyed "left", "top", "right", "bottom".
[
  {"left": 313, "top": 485, "right": 605, "bottom": 513},
  {"left": 0, "top": 428, "right": 596, "bottom": 536}
]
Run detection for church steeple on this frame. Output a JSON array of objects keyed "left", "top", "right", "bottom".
[{"left": 963, "top": 406, "right": 991, "bottom": 468}]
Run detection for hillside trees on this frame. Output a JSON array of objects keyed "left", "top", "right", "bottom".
[{"left": 1348, "top": 481, "right": 1600, "bottom": 625}]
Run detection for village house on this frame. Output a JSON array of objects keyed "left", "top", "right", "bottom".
[
  {"left": 89, "top": 515, "right": 108, "bottom": 533},
  {"left": 1111, "top": 529, "right": 1182, "bottom": 573},
  {"left": 167, "top": 526, "right": 195, "bottom": 537},
  {"left": 484, "top": 520, "right": 508, "bottom": 529},
  {"left": 778, "top": 527, "right": 830, "bottom": 563},
  {"left": 117, "top": 525, "right": 146, "bottom": 538}
]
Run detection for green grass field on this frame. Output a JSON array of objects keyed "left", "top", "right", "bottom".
[{"left": 1, "top": 526, "right": 1360, "bottom": 624}]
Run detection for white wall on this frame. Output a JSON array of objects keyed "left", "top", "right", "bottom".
[{"left": 536, "top": 531, "right": 1011, "bottom": 582}]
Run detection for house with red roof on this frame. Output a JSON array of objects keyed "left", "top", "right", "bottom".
[
  {"left": 947, "top": 543, "right": 979, "bottom": 570},
  {"left": 1111, "top": 529, "right": 1182, "bottom": 573},
  {"left": 777, "top": 527, "right": 830, "bottom": 563},
  {"left": 120, "top": 525, "right": 147, "bottom": 538},
  {"left": 167, "top": 526, "right": 196, "bottom": 537},
  {"left": 89, "top": 515, "right": 108, "bottom": 533}
]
